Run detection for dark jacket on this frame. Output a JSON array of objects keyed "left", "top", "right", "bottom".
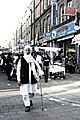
[
  {"left": 20, "top": 57, "right": 38, "bottom": 84},
  {"left": 43, "top": 55, "right": 50, "bottom": 66}
]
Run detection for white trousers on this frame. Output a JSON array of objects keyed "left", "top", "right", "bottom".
[
  {"left": 22, "top": 95, "right": 30, "bottom": 107},
  {"left": 20, "top": 84, "right": 37, "bottom": 107}
]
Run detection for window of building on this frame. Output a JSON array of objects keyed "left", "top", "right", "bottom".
[
  {"left": 47, "top": 15, "right": 51, "bottom": 32},
  {"left": 41, "top": 0, "right": 43, "bottom": 14},
  {"left": 38, "top": 21, "right": 41, "bottom": 36},
  {"left": 43, "top": 19, "right": 46, "bottom": 33},
  {"left": 43, "top": 0, "right": 46, "bottom": 10},
  {"left": 47, "top": 0, "right": 50, "bottom": 7},
  {"left": 67, "top": 0, "right": 72, "bottom": 20},
  {"left": 60, "top": 4, "right": 64, "bottom": 23},
  {"left": 35, "top": 25, "right": 38, "bottom": 39},
  {"left": 67, "top": 0, "right": 72, "bottom": 7},
  {"left": 35, "top": 3, "right": 40, "bottom": 19}
]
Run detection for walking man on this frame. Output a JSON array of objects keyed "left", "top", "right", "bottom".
[{"left": 17, "top": 45, "right": 44, "bottom": 112}]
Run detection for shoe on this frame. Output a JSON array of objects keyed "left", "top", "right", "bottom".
[
  {"left": 8, "top": 76, "right": 12, "bottom": 80},
  {"left": 30, "top": 100, "right": 33, "bottom": 106},
  {"left": 25, "top": 106, "right": 30, "bottom": 112}
]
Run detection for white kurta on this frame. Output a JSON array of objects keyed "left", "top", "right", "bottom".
[{"left": 17, "top": 54, "right": 44, "bottom": 96}]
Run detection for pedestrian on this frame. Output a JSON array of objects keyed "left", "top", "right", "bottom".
[
  {"left": 6, "top": 52, "right": 13, "bottom": 80},
  {"left": 1, "top": 53, "right": 6, "bottom": 72},
  {"left": 36, "top": 52, "right": 43, "bottom": 69},
  {"left": 43, "top": 52, "right": 50, "bottom": 83},
  {"left": 16, "top": 45, "right": 44, "bottom": 112},
  {"left": 67, "top": 54, "right": 75, "bottom": 74}
]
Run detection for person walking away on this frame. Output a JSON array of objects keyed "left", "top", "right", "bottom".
[
  {"left": 6, "top": 53, "right": 13, "bottom": 80},
  {"left": 67, "top": 54, "right": 75, "bottom": 74},
  {"left": 16, "top": 45, "right": 44, "bottom": 112},
  {"left": 43, "top": 52, "right": 50, "bottom": 83},
  {"left": 1, "top": 53, "right": 6, "bottom": 72},
  {"left": 36, "top": 52, "right": 43, "bottom": 69}
]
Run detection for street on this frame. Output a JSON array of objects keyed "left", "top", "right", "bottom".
[{"left": 0, "top": 68, "right": 80, "bottom": 120}]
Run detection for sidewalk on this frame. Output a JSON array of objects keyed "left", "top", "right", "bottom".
[{"left": 0, "top": 69, "right": 80, "bottom": 120}]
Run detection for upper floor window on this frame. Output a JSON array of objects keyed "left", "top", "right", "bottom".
[
  {"left": 43, "top": 0, "right": 47, "bottom": 10},
  {"left": 67, "top": 0, "right": 73, "bottom": 20},
  {"left": 41, "top": 0, "right": 43, "bottom": 14},
  {"left": 60, "top": 4, "right": 64, "bottom": 23},
  {"left": 43, "top": 19, "right": 46, "bottom": 33},
  {"left": 67, "top": 0, "right": 72, "bottom": 7},
  {"left": 47, "top": 15, "right": 51, "bottom": 32},
  {"left": 35, "top": 4, "right": 40, "bottom": 19},
  {"left": 47, "top": 0, "right": 50, "bottom": 6}
]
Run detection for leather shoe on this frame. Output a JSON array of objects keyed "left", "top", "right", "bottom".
[{"left": 25, "top": 106, "right": 30, "bottom": 112}]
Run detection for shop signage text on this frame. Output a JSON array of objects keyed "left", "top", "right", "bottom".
[{"left": 43, "top": 21, "right": 77, "bottom": 41}]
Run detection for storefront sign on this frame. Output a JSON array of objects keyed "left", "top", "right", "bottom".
[
  {"left": 51, "top": 20, "right": 77, "bottom": 39},
  {"left": 64, "top": 7, "right": 76, "bottom": 16},
  {"left": 43, "top": 21, "right": 77, "bottom": 41},
  {"left": 43, "top": 32, "right": 52, "bottom": 40}
]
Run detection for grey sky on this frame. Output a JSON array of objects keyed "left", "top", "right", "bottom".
[{"left": 0, "top": 0, "right": 32, "bottom": 47}]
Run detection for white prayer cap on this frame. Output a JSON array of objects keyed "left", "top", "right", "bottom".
[{"left": 24, "top": 45, "right": 32, "bottom": 51}]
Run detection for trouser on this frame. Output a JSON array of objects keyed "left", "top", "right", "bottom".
[
  {"left": 22, "top": 93, "right": 34, "bottom": 107},
  {"left": 6, "top": 65, "right": 12, "bottom": 80},
  {"left": 68, "top": 65, "right": 75, "bottom": 74},
  {"left": 44, "top": 66, "right": 49, "bottom": 83}
]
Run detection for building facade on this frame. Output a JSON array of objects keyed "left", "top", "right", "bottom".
[{"left": 15, "top": 0, "right": 80, "bottom": 60}]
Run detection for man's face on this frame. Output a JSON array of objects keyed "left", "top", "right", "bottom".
[{"left": 25, "top": 48, "right": 31, "bottom": 55}]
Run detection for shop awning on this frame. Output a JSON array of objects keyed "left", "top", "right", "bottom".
[{"left": 57, "top": 34, "right": 74, "bottom": 42}]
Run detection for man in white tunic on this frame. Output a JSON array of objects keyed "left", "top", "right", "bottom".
[{"left": 17, "top": 45, "right": 44, "bottom": 112}]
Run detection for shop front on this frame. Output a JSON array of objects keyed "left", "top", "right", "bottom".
[
  {"left": 57, "top": 34, "right": 75, "bottom": 56},
  {"left": 71, "top": 34, "right": 80, "bottom": 73},
  {"left": 43, "top": 20, "right": 77, "bottom": 54},
  {"left": 50, "top": 20, "right": 77, "bottom": 56}
]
